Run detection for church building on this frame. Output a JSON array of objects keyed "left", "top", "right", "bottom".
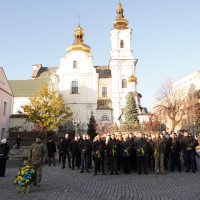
[{"left": 9, "top": 2, "right": 146, "bottom": 128}]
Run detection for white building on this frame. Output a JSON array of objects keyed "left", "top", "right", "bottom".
[
  {"left": 9, "top": 2, "right": 147, "bottom": 129},
  {"left": 0, "top": 67, "right": 13, "bottom": 138}
]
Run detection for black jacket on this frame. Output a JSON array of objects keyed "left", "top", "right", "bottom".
[
  {"left": 0, "top": 143, "right": 10, "bottom": 160},
  {"left": 69, "top": 140, "right": 80, "bottom": 154},
  {"left": 46, "top": 141, "right": 56, "bottom": 157}
]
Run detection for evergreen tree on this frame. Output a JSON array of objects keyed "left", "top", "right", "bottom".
[
  {"left": 87, "top": 113, "right": 97, "bottom": 139},
  {"left": 124, "top": 92, "right": 140, "bottom": 128}
]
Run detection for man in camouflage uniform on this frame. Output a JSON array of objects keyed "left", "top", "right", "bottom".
[
  {"left": 152, "top": 133, "right": 166, "bottom": 174},
  {"left": 29, "top": 135, "right": 48, "bottom": 187}
]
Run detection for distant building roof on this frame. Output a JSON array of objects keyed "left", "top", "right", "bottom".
[
  {"left": 95, "top": 66, "right": 111, "bottom": 78},
  {"left": 9, "top": 79, "right": 48, "bottom": 97},
  {"left": 34, "top": 66, "right": 58, "bottom": 79}
]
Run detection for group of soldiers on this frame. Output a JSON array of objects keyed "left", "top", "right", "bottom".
[{"left": 56, "top": 130, "right": 199, "bottom": 176}]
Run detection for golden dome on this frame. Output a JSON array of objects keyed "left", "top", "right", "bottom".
[
  {"left": 113, "top": 3, "right": 128, "bottom": 29},
  {"left": 66, "top": 24, "right": 91, "bottom": 53},
  {"left": 128, "top": 74, "right": 137, "bottom": 83},
  {"left": 66, "top": 43, "right": 91, "bottom": 53}
]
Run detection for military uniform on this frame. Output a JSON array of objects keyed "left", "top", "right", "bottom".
[
  {"left": 152, "top": 138, "right": 166, "bottom": 174},
  {"left": 29, "top": 140, "right": 47, "bottom": 186}
]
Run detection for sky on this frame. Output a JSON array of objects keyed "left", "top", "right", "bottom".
[{"left": 0, "top": 0, "right": 200, "bottom": 110}]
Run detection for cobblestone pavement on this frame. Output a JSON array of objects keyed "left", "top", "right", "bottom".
[{"left": 1, "top": 160, "right": 200, "bottom": 200}]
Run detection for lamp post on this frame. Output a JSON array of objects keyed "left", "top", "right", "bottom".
[
  {"left": 193, "top": 121, "right": 196, "bottom": 137},
  {"left": 72, "top": 119, "right": 80, "bottom": 136}
]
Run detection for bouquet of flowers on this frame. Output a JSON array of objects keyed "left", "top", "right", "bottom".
[
  {"left": 13, "top": 165, "right": 35, "bottom": 194},
  {"left": 154, "top": 150, "right": 160, "bottom": 158},
  {"left": 111, "top": 145, "right": 117, "bottom": 157},
  {"left": 138, "top": 147, "right": 145, "bottom": 156}
]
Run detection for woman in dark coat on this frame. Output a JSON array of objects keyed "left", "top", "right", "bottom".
[{"left": 0, "top": 138, "right": 10, "bottom": 177}]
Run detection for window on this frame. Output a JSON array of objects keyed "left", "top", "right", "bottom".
[
  {"left": 101, "top": 115, "right": 109, "bottom": 121},
  {"left": 3, "top": 102, "right": 7, "bottom": 115},
  {"left": 120, "top": 40, "right": 124, "bottom": 48},
  {"left": 122, "top": 79, "right": 127, "bottom": 88},
  {"left": 71, "top": 81, "right": 78, "bottom": 94},
  {"left": 73, "top": 61, "right": 77, "bottom": 69},
  {"left": 102, "top": 87, "right": 107, "bottom": 98}
]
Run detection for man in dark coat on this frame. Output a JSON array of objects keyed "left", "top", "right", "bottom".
[
  {"left": 61, "top": 133, "right": 71, "bottom": 169},
  {"left": 16, "top": 135, "right": 21, "bottom": 149},
  {"left": 0, "top": 138, "right": 10, "bottom": 177},
  {"left": 92, "top": 135, "right": 106, "bottom": 175},
  {"left": 69, "top": 136, "right": 80, "bottom": 170},
  {"left": 79, "top": 134, "right": 92, "bottom": 173},
  {"left": 107, "top": 134, "right": 119, "bottom": 175},
  {"left": 57, "top": 138, "right": 63, "bottom": 164},
  {"left": 181, "top": 131, "right": 199, "bottom": 173},
  {"left": 134, "top": 132, "right": 148, "bottom": 175},
  {"left": 121, "top": 134, "right": 131, "bottom": 174},
  {"left": 46, "top": 138, "right": 56, "bottom": 166},
  {"left": 168, "top": 133, "right": 182, "bottom": 172}
]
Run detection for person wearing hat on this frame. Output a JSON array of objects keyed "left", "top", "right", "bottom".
[
  {"left": 0, "top": 138, "right": 10, "bottom": 177},
  {"left": 29, "top": 135, "right": 47, "bottom": 187}
]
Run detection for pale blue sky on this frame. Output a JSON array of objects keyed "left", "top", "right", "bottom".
[{"left": 0, "top": 0, "right": 200, "bottom": 109}]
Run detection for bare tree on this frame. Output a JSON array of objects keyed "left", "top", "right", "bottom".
[{"left": 154, "top": 79, "right": 186, "bottom": 132}]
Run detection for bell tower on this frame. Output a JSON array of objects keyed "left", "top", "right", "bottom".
[{"left": 109, "top": 2, "right": 138, "bottom": 122}]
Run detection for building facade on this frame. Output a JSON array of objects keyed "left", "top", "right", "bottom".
[
  {"left": 9, "top": 2, "right": 146, "bottom": 129},
  {"left": 0, "top": 67, "right": 13, "bottom": 139}
]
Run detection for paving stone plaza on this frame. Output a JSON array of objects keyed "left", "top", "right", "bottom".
[{"left": 1, "top": 160, "right": 200, "bottom": 200}]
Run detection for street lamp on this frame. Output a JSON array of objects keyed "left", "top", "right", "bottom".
[
  {"left": 193, "top": 121, "right": 196, "bottom": 137},
  {"left": 72, "top": 119, "right": 80, "bottom": 136}
]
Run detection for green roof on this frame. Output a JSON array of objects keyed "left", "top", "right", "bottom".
[{"left": 9, "top": 79, "right": 48, "bottom": 97}]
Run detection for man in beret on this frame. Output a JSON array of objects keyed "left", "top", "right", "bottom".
[{"left": 29, "top": 135, "right": 47, "bottom": 187}]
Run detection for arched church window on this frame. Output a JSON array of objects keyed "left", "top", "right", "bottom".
[
  {"left": 73, "top": 61, "right": 77, "bottom": 69},
  {"left": 120, "top": 40, "right": 124, "bottom": 48},
  {"left": 71, "top": 81, "right": 78, "bottom": 94},
  {"left": 122, "top": 79, "right": 127, "bottom": 88}
]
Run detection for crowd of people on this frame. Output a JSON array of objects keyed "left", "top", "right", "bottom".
[
  {"left": 0, "top": 130, "right": 199, "bottom": 187},
  {"left": 55, "top": 130, "right": 199, "bottom": 176}
]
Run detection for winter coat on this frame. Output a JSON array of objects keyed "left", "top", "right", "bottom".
[
  {"left": 134, "top": 137, "right": 148, "bottom": 157},
  {"left": 61, "top": 138, "right": 71, "bottom": 154},
  {"left": 69, "top": 140, "right": 80, "bottom": 154},
  {"left": 0, "top": 143, "right": 10, "bottom": 160},
  {"left": 46, "top": 141, "right": 56, "bottom": 157}
]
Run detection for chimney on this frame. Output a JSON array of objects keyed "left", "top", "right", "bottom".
[{"left": 31, "top": 64, "right": 42, "bottom": 79}]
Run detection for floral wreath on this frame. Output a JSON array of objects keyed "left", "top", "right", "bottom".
[{"left": 14, "top": 165, "right": 35, "bottom": 193}]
